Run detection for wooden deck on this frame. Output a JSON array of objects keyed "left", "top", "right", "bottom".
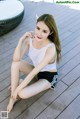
[{"left": 0, "top": 1, "right": 80, "bottom": 119}]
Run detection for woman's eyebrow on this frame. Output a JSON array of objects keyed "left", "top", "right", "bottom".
[
  {"left": 37, "top": 25, "right": 48, "bottom": 32},
  {"left": 43, "top": 29, "right": 48, "bottom": 32}
]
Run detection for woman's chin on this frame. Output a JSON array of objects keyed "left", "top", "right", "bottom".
[
  {"left": 35, "top": 37, "right": 43, "bottom": 42},
  {"left": 37, "top": 39, "right": 42, "bottom": 42}
]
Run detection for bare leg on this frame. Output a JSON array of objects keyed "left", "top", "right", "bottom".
[
  {"left": 8, "top": 79, "right": 23, "bottom": 91},
  {"left": 18, "top": 79, "right": 51, "bottom": 99},
  {"left": 7, "top": 60, "right": 34, "bottom": 113}
]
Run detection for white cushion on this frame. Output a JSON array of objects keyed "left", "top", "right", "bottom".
[{"left": 0, "top": 1, "right": 24, "bottom": 20}]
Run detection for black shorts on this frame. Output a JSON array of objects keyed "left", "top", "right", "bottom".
[{"left": 38, "top": 71, "right": 58, "bottom": 88}]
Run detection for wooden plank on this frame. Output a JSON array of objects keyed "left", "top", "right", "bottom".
[
  {"left": 69, "top": 19, "right": 80, "bottom": 32},
  {"left": 0, "top": 87, "right": 10, "bottom": 103},
  {"left": 0, "top": 63, "right": 11, "bottom": 74},
  {"left": 58, "top": 53, "right": 80, "bottom": 80},
  {"left": 61, "top": 64, "right": 80, "bottom": 86},
  {"left": 77, "top": 116, "right": 80, "bottom": 119},
  {"left": 60, "top": 29, "right": 80, "bottom": 48},
  {"left": 0, "top": 69, "right": 11, "bottom": 81},
  {"left": 59, "top": 31, "right": 72, "bottom": 41},
  {"left": 0, "top": 77, "right": 10, "bottom": 92},
  {"left": 58, "top": 43, "right": 80, "bottom": 69},
  {"left": 56, "top": 95, "right": 80, "bottom": 119},
  {"left": 0, "top": 41, "right": 17, "bottom": 55},
  {"left": 60, "top": 14, "right": 80, "bottom": 29},
  {"left": 60, "top": 16, "right": 80, "bottom": 34},
  {"left": 0, "top": 42, "right": 10, "bottom": 51},
  {"left": 0, "top": 48, "right": 14, "bottom": 61},
  {"left": 59, "top": 12, "right": 80, "bottom": 28},
  {"left": 61, "top": 36, "right": 80, "bottom": 57},
  {"left": 0, "top": 56, "right": 12, "bottom": 68},
  {"left": 0, "top": 38, "right": 5, "bottom": 45},
  {"left": 0, "top": 90, "right": 49, "bottom": 119},
  {"left": 35, "top": 77, "right": 80, "bottom": 119},
  {"left": 13, "top": 81, "right": 67, "bottom": 119}
]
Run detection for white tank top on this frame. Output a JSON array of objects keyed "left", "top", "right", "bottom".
[{"left": 28, "top": 38, "right": 57, "bottom": 72}]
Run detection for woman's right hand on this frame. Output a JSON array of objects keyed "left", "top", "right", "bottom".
[
  {"left": 19, "top": 31, "right": 34, "bottom": 44},
  {"left": 13, "top": 31, "right": 34, "bottom": 61}
]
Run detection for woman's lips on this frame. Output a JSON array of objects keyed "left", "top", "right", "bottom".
[{"left": 37, "top": 36, "right": 42, "bottom": 39}]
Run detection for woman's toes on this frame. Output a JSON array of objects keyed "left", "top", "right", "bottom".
[{"left": 7, "top": 98, "right": 17, "bottom": 113}]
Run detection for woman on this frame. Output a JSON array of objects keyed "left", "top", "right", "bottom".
[{"left": 7, "top": 14, "right": 61, "bottom": 113}]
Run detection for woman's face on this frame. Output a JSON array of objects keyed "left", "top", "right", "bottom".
[{"left": 34, "top": 21, "right": 50, "bottom": 42}]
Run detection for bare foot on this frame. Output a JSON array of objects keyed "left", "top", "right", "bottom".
[
  {"left": 7, "top": 97, "right": 18, "bottom": 113},
  {"left": 8, "top": 79, "right": 23, "bottom": 90}
]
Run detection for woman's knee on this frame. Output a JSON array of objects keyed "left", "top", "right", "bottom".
[
  {"left": 18, "top": 90, "right": 25, "bottom": 99},
  {"left": 11, "top": 61, "right": 21, "bottom": 70}
]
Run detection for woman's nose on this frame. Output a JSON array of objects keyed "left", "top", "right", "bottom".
[{"left": 38, "top": 30, "right": 42, "bottom": 36}]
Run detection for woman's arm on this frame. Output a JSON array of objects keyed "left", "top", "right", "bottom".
[
  {"left": 13, "top": 32, "right": 33, "bottom": 62},
  {"left": 17, "top": 46, "right": 56, "bottom": 90}
]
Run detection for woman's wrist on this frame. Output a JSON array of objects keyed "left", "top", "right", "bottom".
[
  {"left": 17, "top": 40, "right": 23, "bottom": 49},
  {"left": 18, "top": 38, "right": 23, "bottom": 45}
]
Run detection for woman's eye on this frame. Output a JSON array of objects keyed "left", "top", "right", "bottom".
[
  {"left": 43, "top": 30, "right": 47, "bottom": 33},
  {"left": 36, "top": 27, "right": 40, "bottom": 30}
]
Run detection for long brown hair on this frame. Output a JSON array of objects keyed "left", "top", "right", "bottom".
[{"left": 37, "top": 14, "right": 61, "bottom": 63}]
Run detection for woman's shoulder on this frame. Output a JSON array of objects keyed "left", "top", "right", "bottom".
[
  {"left": 47, "top": 44, "right": 56, "bottom": 51},
  {"left": 46, "top": 42, "right": 56, "bottom": 54},
  {"left": 47, "top": 41, "right": 55, "bottom": 48}
]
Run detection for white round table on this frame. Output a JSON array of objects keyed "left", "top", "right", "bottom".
[{"left": 0, "top": 1, "right": 24, "bottom": 36}]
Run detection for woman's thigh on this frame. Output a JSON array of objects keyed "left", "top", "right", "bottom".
[
  {"left": 19, "top": 60, "right": 34, "bottom": 75},
  {"left": 18, "top": 79, "right": 51, "bottom": 99}
]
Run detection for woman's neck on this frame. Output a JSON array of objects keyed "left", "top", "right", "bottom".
[{"left": 33, "top": 38, "right": 51, "bottom": 49}]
